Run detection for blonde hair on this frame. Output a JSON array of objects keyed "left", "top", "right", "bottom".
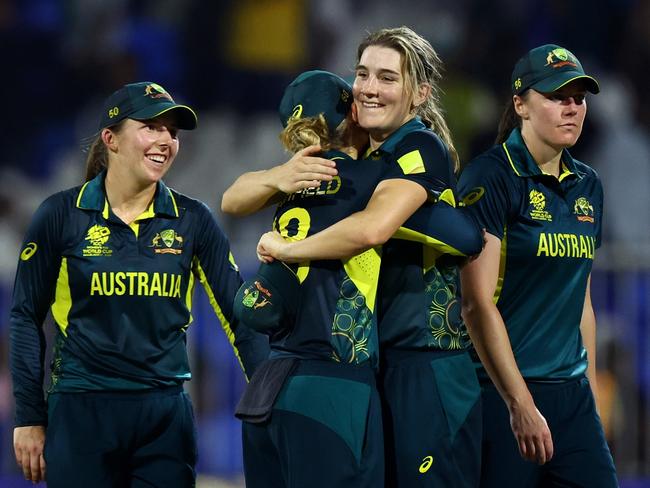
[
  {"left": 357, "top": 26, "right": 459, "bottom": 172},
  {"left": 279, "top": 114, "right": 345, "bottom": 154}
]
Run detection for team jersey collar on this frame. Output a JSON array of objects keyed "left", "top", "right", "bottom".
[
  {"left": 76, "top": 170, "right": 179, "bottom": 218},
  {"left": 502, "top": 128, "right": 581, "bottom": 181},
  {"left": 364, "top": 117, "right": 427, "bottom": 158}
]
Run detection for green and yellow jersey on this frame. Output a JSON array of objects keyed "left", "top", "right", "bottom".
[
  {"left": 368, "top": 118, "right": 478, "bottom": 352},
  {"left": 269, "top": 150, "right": 388, "bottom": 368},
  {"left": 10, "top": 171, "right": 268, "bottom": 426},
  {"left": 458, "top": 127, "right": 603, "bottom": 381}
]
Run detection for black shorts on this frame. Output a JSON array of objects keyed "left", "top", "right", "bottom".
[
  {"left": 480, "top": 376, "right": 618, "bottom": 487},
  {"left": 44, "top": 385, "right": 196, "bottom": 488},
  {"left": 380, "top": 349, "right": 482, "bottom": 487}
]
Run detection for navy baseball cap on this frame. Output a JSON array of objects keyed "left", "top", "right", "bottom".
[
  {"left": 99, "top": 82, "right": 197, "bottom": 130},
  {"left": 233, "top": 261, "right": 300, "bottom": 334},
  {"left": 511, "top": 44, "right": 600, "bottom": 95},
  {"left": 278, "top": 70, "right": 353, "bottom": 134}
]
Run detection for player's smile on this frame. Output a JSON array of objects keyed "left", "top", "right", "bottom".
[{"left": 353, "top": 45, "right": 417, "bottom": 149}]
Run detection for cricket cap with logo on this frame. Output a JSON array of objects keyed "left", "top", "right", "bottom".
[
  {"left": 278, "top": 70, "right": 353, "bottom": 134},
  {"left": 99, "top": 81, "right": 197, "bottom": 131},
  {"left": 511, "top": 44, "right": 600, "bottom": 96},
  {"left": 233, "top": 261, "right": 301, "bottom": 334}
]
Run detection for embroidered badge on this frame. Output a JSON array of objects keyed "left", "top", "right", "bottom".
[
  {"left": 529, "top": 189, "right": 553, "bottom": 222},
  {"left": 151, "top": 229, "right": 184, "bottom": 254},
  {"left": 83, "top": 225, "right": 112, "bottom": 257},
  {"left": 574, "top": 197, "right": 595, "bottom": 223}
]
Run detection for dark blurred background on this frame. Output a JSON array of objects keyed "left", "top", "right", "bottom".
[{"left": 1, "top": 0, "right": 648, "bottom": 486}]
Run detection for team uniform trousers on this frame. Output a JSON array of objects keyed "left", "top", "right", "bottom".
[
  {"left": 242, "top": 359, "right": 384, "bottom": 488},
  {"left": 380, "top": 349, "right": 481, "bottom": 487},
  {"left": 44, "top": 385, "right": 197, "bottom": 488},
  {"left": 480, "top": 376, "right": 618, "bottom": 487}
]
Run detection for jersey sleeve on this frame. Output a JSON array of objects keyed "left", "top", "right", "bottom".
[
  {"left": 192, "top": 203, "right": 269, "bottom": 379},
  {"left": 394, "top": 202, "right": 483, "bottom": 257},
  {"left": 383, "top": 130, "right": 456, "bottom": 201},
  {"left": 594, "top": 177, "right": 604, "bottom": 249},
  {"left": 10, "top": 194, "right": 65, "bottom": 426},
  {"left": 458, "top": 156, "right": 515, "bottom": 240}
]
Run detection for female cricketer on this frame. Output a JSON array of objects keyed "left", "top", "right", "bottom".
[
  {"left": 10, "top": 81, "right": 268, "bottom": 487},
  {"left": 458, "top": 44, "right": 619, "bottom": 487}
]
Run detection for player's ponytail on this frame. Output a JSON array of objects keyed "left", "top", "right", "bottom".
[
  {"left": 495, "top": 91, "right": 529, "bottom": 144},
  {"left": 280, "top": 114, "right": 344, "bottom": 154},
  {"left": 84, "top": 135, "right": 108, "bottom": 182},
  {"left": 83, "top": 122, "right": 125, "bottom": 182}
]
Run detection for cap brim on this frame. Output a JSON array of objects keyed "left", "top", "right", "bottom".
[
  {"left": 131, "top": 103, "right": 198, "bottom": 130},
  {"left": 533, "top": 73, "right": 600, "bottom": 95}
]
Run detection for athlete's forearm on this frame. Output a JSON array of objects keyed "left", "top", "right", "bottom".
[
  {"left": 9, "top": 312, "right": 47, "bottom": 426},
  {"left": 272, "top": 210, "right": 385, "bottom": 262},
  {"left": 264, "top": 178, "right": 428, "bottom": 262},
  {"left": 221, "top": 170, "right": 283, "bottom": 216},
  {"left": 462, "top": 300, "right": 533, "bottom": 409}
]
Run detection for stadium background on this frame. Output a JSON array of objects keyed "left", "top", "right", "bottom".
[{"left": 0, "top": 0, "right": 648, "bottom": 486}]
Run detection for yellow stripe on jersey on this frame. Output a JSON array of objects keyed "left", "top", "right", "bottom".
[
  {"left": 167, "top": 187, "right": 179, "bottom": 217},
  {"left": 228, "top": 252, "right": 239, "bottom": 272},
  {"left": 181, "top": 265, "right": 196, "bottom": 332},
  {"left": 392, "top": 227, "right": 466, "bottom": 257},
  {"left": 76, "top": 181, "right": 91, "bottom": 208},
  {"left": 502, "top": 143, "right": 521, "bottom": 177},
  {"left": 494, "top": 227, "right": 508, "bottom": 304},
  {"left": 51, "top": 258, "right": 72, "bottom": 336},
  {"left": 397, "top": 149, "right": 426, "bottom": 174},
  {"left": 193, "top": 258, "right": 247, "bottom": 378},
  {"left": 102, "top": 199, "right": 110, "bottom": 219},
  {"left": 342, "top": 246, "right": 381, "bottom": 313},
  {"left": 438, "top": 188, "right": 456, "bottom": 207},
  {"left": 422, "top": 245, "right": 443, "bottom": 274}
]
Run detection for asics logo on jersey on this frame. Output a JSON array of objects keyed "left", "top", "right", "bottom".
[
  {"left": 419, "top": 455, "right": 434, "bottom": 473},
  {"left": 20, "top": 242, "right": 38, "bottom": 261},
  {"left": 460, "top": 187, "right": 485, "bottom": 206}
]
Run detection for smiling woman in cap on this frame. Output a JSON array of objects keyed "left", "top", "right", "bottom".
[
  {"left": 458, "top": 45, "right": 618, "bottom": 486},
  {"left": 9, "top": 81, "right": 268, "bottom": 486}
]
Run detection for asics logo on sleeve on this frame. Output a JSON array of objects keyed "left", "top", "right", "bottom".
[
  {"left": 419, "top": 455, "right": 434, "bottom": 473},
  {"left": 20, "top": 242, "right": 38, "bottom": 261}
]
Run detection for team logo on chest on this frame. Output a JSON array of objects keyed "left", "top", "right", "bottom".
[
  {"left": 574, "top": 197, "right": 595, "bottom": 223},
  {"left": 151, "top": 229, "right": 184, "bottom": 254},
  {"left": 528, "top": 189, "right": 553, "bottom": 222},
  {"left": 83, "top": 225, "right": 112, "bottom": 257}
]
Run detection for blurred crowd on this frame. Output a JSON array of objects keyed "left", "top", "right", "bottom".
[{"left": 0, "top": 0, "right": 648, "bottom": 482}]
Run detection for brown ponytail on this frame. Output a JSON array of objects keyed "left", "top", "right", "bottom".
[
  {"left": 495, "top": 92, "right": 528, "bottom": 144},
  {"left": 83, "top": 122, "right": 124, "bottom": 182}
]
